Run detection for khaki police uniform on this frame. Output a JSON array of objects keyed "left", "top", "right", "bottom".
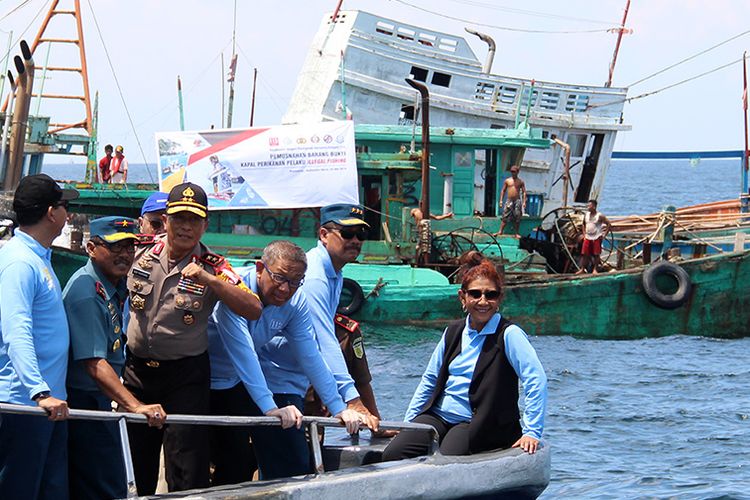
[{"left": 123, "top": 233, "right": 253, "bottom": 495}]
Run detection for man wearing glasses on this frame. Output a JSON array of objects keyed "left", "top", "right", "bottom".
[
  {"left": 63, "top": 216, "right": 167, "bottom": 500},
  {"left": 0, "top": 174, "right": 78, "bottom": 499},
  {"left": 208, "top": 240, "right": 364, "bottom": 482},
  {"left": 122, "top": 182, "right": 262, "bottom": 495}
]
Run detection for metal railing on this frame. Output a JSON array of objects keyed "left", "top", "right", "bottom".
[{"left": 0, "top": 402, "right": 438, "bottom": 498}]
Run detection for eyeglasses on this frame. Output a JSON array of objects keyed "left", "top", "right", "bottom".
[
  {"left": 465, "top": 289, "right": 501, "bottom": 300},
  {"left": 334, "top": 227, "right": 368, "bottom": 241},
  {"left": 261, "top": 261, "right": 305, "bottom": 288},
  {"left": 95, "top": 239, "right": 136, "bottom": 254}
]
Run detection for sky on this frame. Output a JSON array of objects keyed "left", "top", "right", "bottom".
[{"left": 2, "top": 0, "right": 750, "bottom": 165}]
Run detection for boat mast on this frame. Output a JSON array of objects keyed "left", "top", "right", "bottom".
[
  {"left": 226, "top": 0, "right": 238, "bottom": 128},
  {"left": 605, "top": 0, "right": 631, "bottom": 88},
  {"left": 743, "top": 51, "right": 749, "bottom": 206},
  {"left": 249, "top": 67, "right": 257, "bottom": 126},
  {"left": 177, "top": 75, "right": 185, "bottom": 131}
]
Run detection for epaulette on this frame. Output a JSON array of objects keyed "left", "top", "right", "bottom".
[
  {"left": 335, "top": 314, "right": 359, "bottom": 333},
  {"left": 134, "top": 233, "right": 155, "bottom": 246},
  {"left": 200, "top": 251, "right": 239, "bottom": 285},
  {"left": 151, "top": 240, "right": 165, "bottom": 256},
  {"left": 95, "top": 281, "right": 107, "bottom": 301}
]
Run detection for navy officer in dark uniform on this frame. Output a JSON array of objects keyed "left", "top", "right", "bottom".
[
  {"left": 122, "top": 183, "right": 262, "bottom": 495},
  {"left": 63, "top": 216, "right": 167, "bottom": 500}
]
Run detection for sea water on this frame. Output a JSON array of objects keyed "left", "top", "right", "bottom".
[{"left": 43, "top": 159, "right": 750, "bottom": 498}]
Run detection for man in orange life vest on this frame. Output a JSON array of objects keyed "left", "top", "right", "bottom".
[{"left": 110, "top": 145, "right": 128, "bottom": 184}]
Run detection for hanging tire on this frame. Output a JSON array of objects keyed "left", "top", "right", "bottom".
[
  {"left": 337, "top": 278, "right": 364, "bottom": 316},
  {"left": 641, "top": 261, "right": 692, "bottom": 309}
]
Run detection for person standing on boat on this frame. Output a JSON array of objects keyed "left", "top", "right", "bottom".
[
  {"left": 110, "top": 145, "right": 128, "bottom": 184},
  {"left": 576, "top": 199, "right": 611, "bottom": 274},
  {"left": 63, "top": 216, "right": 167, "bottom": 500},
  {"left": 382, "top": 253, "right": 547, "bottom": 460},
  {"left": 495, "top": 165, "right": 526, "bottom": 237},
  {"left": 208, "top": 240, "right": 364, "bottom": 482},
  {"left": 98, "top": 144, "right": 113, "bottom": 184},
  {"left": 260, "top": 204, "right": 387, "bottom": 433},
  {"left": 0, "top": 174, "right": 78, "bottom": 500},
  {"left": 138, "top": 192, "right": 168, "bottom": 235},
  {"left": 122, "top": 182, "right": 262, "bottom": 495}
]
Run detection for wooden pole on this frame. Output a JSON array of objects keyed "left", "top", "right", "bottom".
[{"left": 249, "top": 68, "right": 257, "bottom": 127}]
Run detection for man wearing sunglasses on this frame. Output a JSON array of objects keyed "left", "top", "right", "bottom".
[
  {"left": 62, "top": 217, "right": 166, "bottom": 500},
  {"left": 260, "top": 204, "right": 387, "bottom": 436},
  {"left": 208, "top": 240, "right": 364, "bottom": 482},
  {"left": 0, "top": 174, "right": 78, "bottom": 499},
  {"left": 138, "top": 192, "right": 168, "bottom": 235}
]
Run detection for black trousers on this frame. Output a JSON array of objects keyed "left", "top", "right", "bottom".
[
  {"left": 122, "top": 351, "right": 210, "bottom": 496},
  {"left": 209, "top": 383, "right": 258, "bottom": 486},
  {"left": 381, "top": 412, "right": 471, "bottom": 461}
]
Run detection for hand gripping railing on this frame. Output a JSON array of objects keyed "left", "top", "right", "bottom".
[{"left": 0, "top": 402, "right": 439, "bottom": 498}]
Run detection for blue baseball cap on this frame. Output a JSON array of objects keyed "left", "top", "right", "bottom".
[
  {"left": 141, "top": 192, "right": 168, "bottom": 215},
  {"left": 320, "top": 204, "right": 369, "bottom": 227},
  {"left": 90, "top": 216, "right": 138, "bottom": 243}
]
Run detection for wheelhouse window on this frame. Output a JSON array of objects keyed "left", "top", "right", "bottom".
[
  {"left": 409, "top": 66, "right": 428, "bottom": 82},
  {"left": 431, "top": 71, "right": 451, "bottom": 88}
]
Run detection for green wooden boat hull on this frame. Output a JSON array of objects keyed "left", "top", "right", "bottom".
[{"left": 52, "top": 246, "right": 750, "bottom": 339}]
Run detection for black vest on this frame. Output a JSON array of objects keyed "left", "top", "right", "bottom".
[{"left": 422, "top": 317, "right": 522, "bottom": 453}]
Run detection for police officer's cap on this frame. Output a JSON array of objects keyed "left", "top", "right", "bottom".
[
  {"left": 90, "top": 216, "right": 138, "bottom": 243},
  {"left": 141, "top": 192, "right": 168, "bottom": 215},
  {"left": 166, "top": 182, "right": 208, "bottom": 219},
  {"left": 13, "top": 174, "right": 79, "bottom": 213},
  {"left": 320, "top": 204, "right": 369, "bottom": 227}
]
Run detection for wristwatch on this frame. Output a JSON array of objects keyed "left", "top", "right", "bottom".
[{"left": 32, "top": 391, "right": 51, "bottom": 402}]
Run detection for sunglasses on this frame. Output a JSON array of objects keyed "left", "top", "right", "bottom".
[
  {"left": 465, "top": 289, "right": 501, "bottom": 300},
  {"left": 143, "top": 218, "right": 163, "bottom": 230},
  {"left": 334, "top": 227, "right": 368, "bottom": 241},
  {"left": 95, "top": 239, "right": 135, "bottom": 254},
  {"left": 262, "top": 261, "right": 305, "bottom": 288}
]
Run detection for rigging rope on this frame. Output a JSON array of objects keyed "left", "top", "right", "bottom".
[
  {"left": 85, "top": 0, "right": 154, "bottom": 183},
  {"left": 0, "top": 0, "right": 33, "bottom": 25},
  {"left": 441, "top": 0, "right": 618, "bottom": 26},
  {"left": 390, "top": 0, "right": 612, "bottom": 34},
  {"left": 628, "top": 29, "right": 750, "bottom": 88}
]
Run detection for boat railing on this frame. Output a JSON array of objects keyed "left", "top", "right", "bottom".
[{"left": 0, "top": 402, "right": 438, "bottom": 498}]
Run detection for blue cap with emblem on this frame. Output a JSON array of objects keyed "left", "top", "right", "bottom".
[
  {"left": 90, "top": 216, "right": 138, "bottom": 243},
  {"left": 320, "top": 203, "right": 369, "bottom": 227},
  {"left": 141, "top": 192, "right": 168, "bottom": 215}
]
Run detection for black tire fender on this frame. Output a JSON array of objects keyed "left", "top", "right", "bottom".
[
  {"left": 337, "top": 278, "right": 365, "bottom": 316},
  {"left": 641, "top": 261, "right": 692, "bottom": 309}
]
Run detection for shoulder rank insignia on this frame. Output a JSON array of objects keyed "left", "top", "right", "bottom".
[
  {"left": 95, "top": 281, "right": 107, "bottom": 301},
  {"left": 201, "top": 252, "right": 241, "bottom": 285},
  {"left": 335, "top": 314, "right": 360, "bottom": 333},
  {"left": 135, "top": 233, "right": 155, "bottom": 246},
  {"left": 151, "top": 240, "right": 165, "bottom": 256}
]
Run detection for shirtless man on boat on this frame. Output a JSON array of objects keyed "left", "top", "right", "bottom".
[
  {"left": 576, "top": 199, "right": 612, "bottom": 274},
  {"left": 495, "top": 165, "right": 526, "bottom": 237}
]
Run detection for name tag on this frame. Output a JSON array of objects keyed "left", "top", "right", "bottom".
[{"left": 132, "top": 268, "right": 151, "bottom": 279}]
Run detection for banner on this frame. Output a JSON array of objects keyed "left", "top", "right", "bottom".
[{"left": 155, "top": 121, "right": 359, "bottom": 210}]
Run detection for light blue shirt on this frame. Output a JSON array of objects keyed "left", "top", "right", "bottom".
[
  {"left": 208, "top": 267, "right": 347, "bottom": 416},
  {"left": 257, "top": 242, "right": 359, "bottom": 404},
  {"left": 0, "top": 229, "right": 69, "bottom": 404},
  {"left": 405, "top": 313, "right": 547, "bottom": 440}
]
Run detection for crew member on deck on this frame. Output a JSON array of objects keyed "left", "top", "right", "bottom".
[
  {"left": 382, "top": 252, "right": 547, "bottom": 460},
  {"left": 98, "top": 144, "right": 113, "bottom": 183},
  {"left": 122, "top": 182, "right": 262, "bottom": 495},
  {"left": 110, "top": 145, "right": 128, "bottom": 183},
  {"left": 63, "top": 216, "right": 166, "bottom": 500}
]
